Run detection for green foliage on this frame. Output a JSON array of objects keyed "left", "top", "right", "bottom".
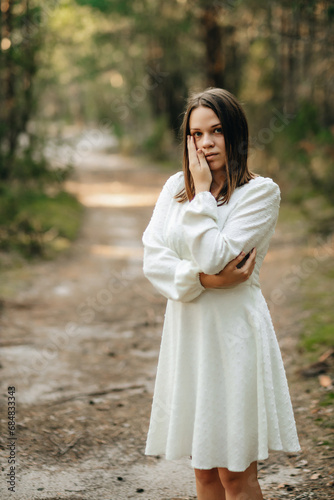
[
  {"left": 142, "top": 116, "right": 174, "bottom": 161},
  {"left": 75, "top": 0, "right": 134, "bottom": 15},
  {"left": 1, "top": 149, "right": 72, "bottom": 184},
  {"left": 285, "top": 101, "right": 321, "bottom": 143},
  {"left": 328, "top": 4, "right": 334, "bottom": 20},
  {"left": 300, "top": 258, "right": 334, "bottom": 357},
  {"left": 320, "top": 392, "right": 334, "bottom": 407},
  {"left": 0, "top": 1, "right": 44, "bottom": 179},
  {"left": 0, "top": 186, "right": 83, "bottom": 260},
  {"left": 301, "top": 323, "right": 334, "bottom": 352},
  {"left": 40, "top": 0, "right": 202, "bottom": 139},
  {"left": 1, "top": 0, "right": 333, "bottom": 269},
  {"left": 269, "top": 100, "right": 334, "bottom": 228}
]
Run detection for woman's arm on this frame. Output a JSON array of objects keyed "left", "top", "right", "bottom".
[
  {"left": 142, "top": 174, "right": 205, "bottom": 303},
  {"left": 143, "top": 173, "right": 259, "bottom": 300},
  {"left": 200, "top": 248, "right": 256, "bottom": 289},
  {"left": 181, "top": 179, "right": 280, "bottom": 275},
  {"left": 185, "top": 134, "right": 280, "bottom": 275}
]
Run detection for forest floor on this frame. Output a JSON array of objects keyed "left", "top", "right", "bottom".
[{"left": 0, "top": 145, "right": 333, "bottom": 500}]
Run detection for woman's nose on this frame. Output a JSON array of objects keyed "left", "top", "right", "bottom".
[{"left": 202, "top": 134, "right": 214, "bottom": 147}]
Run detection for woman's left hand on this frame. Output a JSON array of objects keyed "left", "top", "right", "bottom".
[
  {"left": 187, "top": 135, "right": 212, "bottom": 194},
  {"left": 200, "top": 248, "right": 257, "bottom": 289}
]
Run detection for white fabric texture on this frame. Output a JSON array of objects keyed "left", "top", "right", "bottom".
[{"left": 142, "top": 171, "right": 301, "bottom": 472}]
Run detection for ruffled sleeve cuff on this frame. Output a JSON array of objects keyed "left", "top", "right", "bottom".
[{"left": 187, "top": 191, "right": 218, "bottom": 221}]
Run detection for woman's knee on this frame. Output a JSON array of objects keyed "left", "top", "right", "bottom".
[
  {"left": 194, "top": 467, "right": 218, "bottom": 486},
  {"left": 218, "top": 469, "right": 245, "bottom": 494},
  {"left": 218, "top": 462, "right": 258, "bottom": 494}
]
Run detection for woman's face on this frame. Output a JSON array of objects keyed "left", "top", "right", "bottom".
[{"left": 189, "top": 106, "right": 226, "bottom": 172}]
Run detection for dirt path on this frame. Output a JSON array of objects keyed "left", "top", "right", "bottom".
[{"left": 0, "top": 151, "right": 333, "bottom": 499}]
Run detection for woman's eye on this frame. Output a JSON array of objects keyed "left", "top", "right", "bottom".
[
  {"left": 193, "top": 132, "right": 201, "bottom": 137},
  {"left": 214, "top": 127, "right": 222, "bottom": 133}
]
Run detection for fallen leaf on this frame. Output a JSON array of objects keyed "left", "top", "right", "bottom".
[
  {"left": 298, "top": 140, "right": 316, "bottom": 154},
  {"left": 318, "top": 374, "right": 332, "bottom": 388},
  {"left": 318, "top": 348, "right": 334, "bottom": 362},
  {"left": 310, "top": 472, "right": 321, "bottom": 480}
]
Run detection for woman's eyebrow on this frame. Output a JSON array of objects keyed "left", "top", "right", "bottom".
[{"left": 190, "top": 123, "right": 221, "bottom": 131}]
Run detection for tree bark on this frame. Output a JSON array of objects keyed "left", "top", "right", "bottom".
[
  {"left": 2, "top": 0, "right": 17, "bottom": 178},
  {"left": 200, "top": 4, "right": 225, "bottom": 89},
  {"left": 21, "top": 0, "right": 37, "bottom": 134}
]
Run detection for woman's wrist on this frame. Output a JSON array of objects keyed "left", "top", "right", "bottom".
[
  {"left": 199, "top": 272, "right": 225, "bottom": 289},
  {"left": 195, "top": 184, "right": 211, "bottom": 195}
]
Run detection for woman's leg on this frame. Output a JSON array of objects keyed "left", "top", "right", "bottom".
[
  {"left": 194, "top": 468, "right": 226, "bottom": 500},
  {"left": 217, "top": 461, "right": 263, "bottom": 500}
]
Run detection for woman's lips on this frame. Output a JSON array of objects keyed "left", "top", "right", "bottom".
[{"left": 205, "top": 153, "right": 218, "bottom": 160}]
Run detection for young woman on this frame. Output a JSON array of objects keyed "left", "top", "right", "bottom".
[{"left": 142, "top": 88, "right": 300, "bottom": 500}]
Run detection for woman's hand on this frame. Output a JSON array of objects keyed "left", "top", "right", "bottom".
[
  {"left": 187, "top": 135, "right": 212, "bottom": 194},
  {"left": 200, "top": 248, "right": 257, "bottom": 289}
]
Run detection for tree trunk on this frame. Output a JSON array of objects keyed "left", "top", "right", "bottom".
[
  {"left": 21, "top": 0, "right": 37, "bottom": 134},
  {"left": 200, "top": 5, "right": 225, "bottom": 89},
  {"left": 286, "top": 6, "right": 299, "bottom": 115},
  {"left": 2, "top": 0, "right": 17, "bottom": 178},
  {"left": 321, "top": 1, "right": 333, "bottom": 126},
  {"left": 146, "top": 34, "right": 188, "bottom": 138},
  {"left": 266, "top": 0, "right": 281, "bottom": 106}
]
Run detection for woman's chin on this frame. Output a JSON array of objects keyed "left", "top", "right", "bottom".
[{"left": 208, "top": 162, "right": 225, "bottom": 171}]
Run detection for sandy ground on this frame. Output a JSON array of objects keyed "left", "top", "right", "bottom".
[{"left": 0, "top": 148, "right": 333, "bottom": 499}]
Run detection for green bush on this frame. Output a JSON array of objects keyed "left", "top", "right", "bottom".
[
  {"left": 0, "top": 186, "right": 83, "bottom": 260},
  {"left": 300, "top": 258, "right": 334, "bottom": 358}
]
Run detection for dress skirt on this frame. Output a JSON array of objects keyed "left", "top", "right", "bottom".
[{"left": 145, "top": 283, "right": 301, "bottom": 472}]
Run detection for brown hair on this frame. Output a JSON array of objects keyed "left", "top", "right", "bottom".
[{"left": 175, "top": 87, "right": 255, "bottom": 205}]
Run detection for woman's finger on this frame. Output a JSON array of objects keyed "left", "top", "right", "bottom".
[
  {"left": 197, "top": 149, "right": 210, "bottom": 172},
  {"left": 250, "top": 247, "right": 257, "bottom": 260},
  {"left": 233, "top": 252, "right": 247, "bottom": 266},
  {"left": 187, "top": 135, "right": 199, "bottom": 168},
  {"left": 187, "top": 137, "right": 212, "bottom": 193},
  {"left": 242, "top": 248, "right": 256, "bottom": 272}
]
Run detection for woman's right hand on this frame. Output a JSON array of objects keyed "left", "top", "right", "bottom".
[
  {"left": 199, "top": 248, "right": 257, "bottom": 289},
  {"left": 187, "top": 135, "right": 212, "bottom": 195}
]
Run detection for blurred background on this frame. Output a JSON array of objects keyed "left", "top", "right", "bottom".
[
  {"left": 1, "top": 0, "right": 334, "bottom": 367},
  {"left": 0, "top": 2, "right": 334, "bottom": 497},
  {"left": 1, "top": 0, "right": 334, "bottom": 248},
  {"left": 1, "top": 1, "right": 334, "bottom": 381}
]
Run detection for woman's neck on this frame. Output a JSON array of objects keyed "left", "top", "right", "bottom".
[{"left": 210, "top": 170, "right": 226, "bottom": 198}]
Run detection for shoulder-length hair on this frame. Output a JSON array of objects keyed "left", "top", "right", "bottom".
[{"left": 175, "top": 87, "right": 255, "bottom": 205}]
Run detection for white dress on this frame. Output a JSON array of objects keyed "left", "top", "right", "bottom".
[{"left": 142, "top": 171, "right": 301, "bottom": 472}]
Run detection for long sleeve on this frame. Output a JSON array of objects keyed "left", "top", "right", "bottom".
[
  {"left": 181, "top": 178, "right": 280, "bottom": 275},
  {"left": 142, "top": 175, "right": 205, "bottom": 302}
]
